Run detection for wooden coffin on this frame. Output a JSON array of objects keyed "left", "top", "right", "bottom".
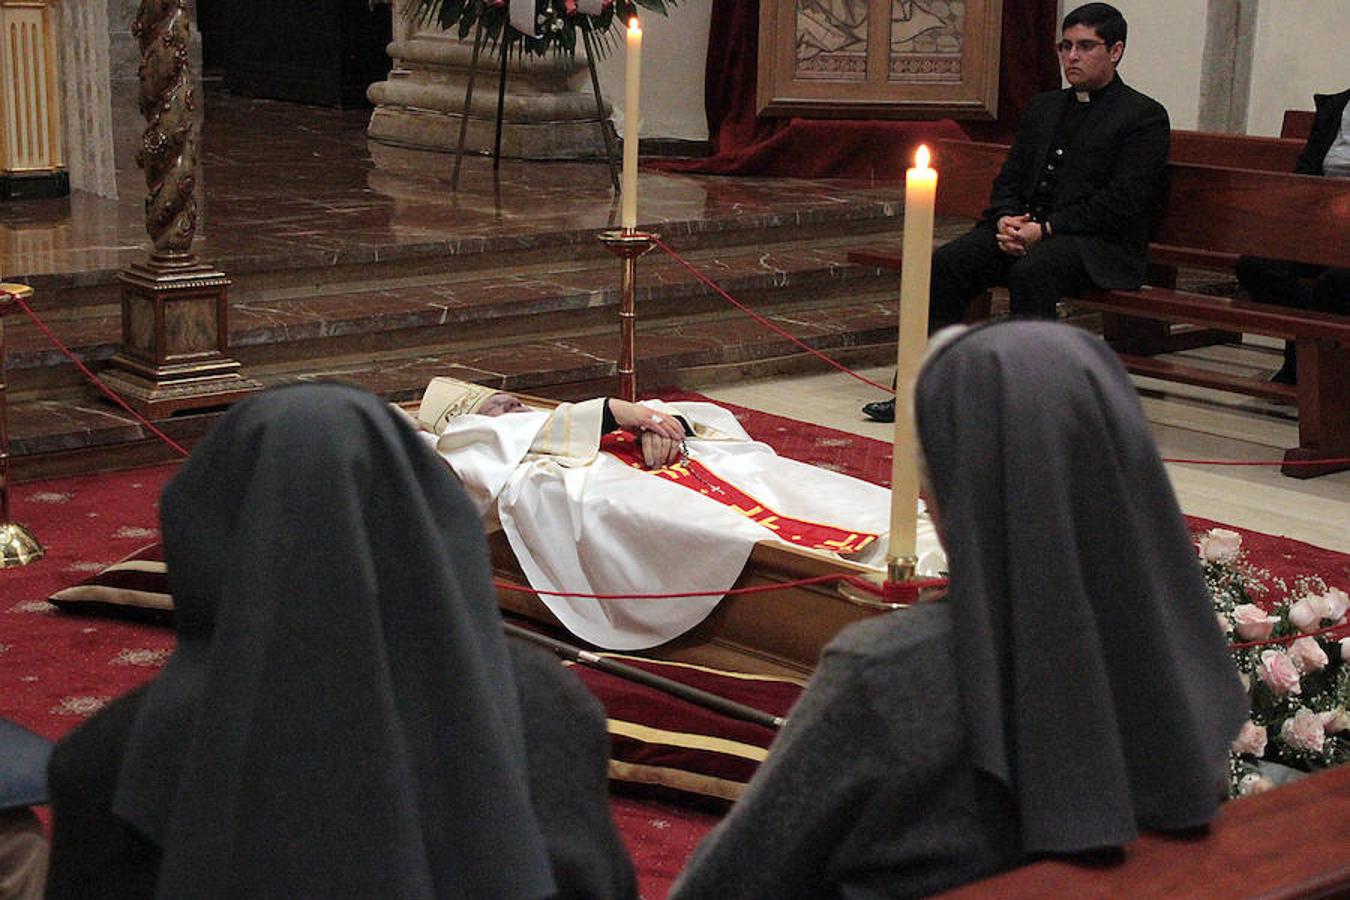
[{"left": 491, "top": 531, "right": 914, "bottom": 678}]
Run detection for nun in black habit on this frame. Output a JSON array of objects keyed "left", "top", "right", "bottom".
[
  {"left": 45, "top": 383, "right": 636, "bottom": 900},
  {"left": 670, "top": 321, "right": 1249, "bottom": 900}
]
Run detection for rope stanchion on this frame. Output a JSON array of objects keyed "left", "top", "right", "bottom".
[
  {"left": 0, "top": 284, "right": 45, "bottom": 567},
  {"left": 4, "top": 290, "right": 190, "bottom": 458}
]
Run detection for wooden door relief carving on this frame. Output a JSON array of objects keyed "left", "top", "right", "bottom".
[{"left": 759, "top": 1, "right": 1002, "bottom": 119}]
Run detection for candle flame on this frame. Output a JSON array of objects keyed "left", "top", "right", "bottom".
[
  {"left": 629, "top": 16, "right": 641, "bottom": 33},
  {"left": 915, "top": 145, "right": 931, "bottom": 169}
]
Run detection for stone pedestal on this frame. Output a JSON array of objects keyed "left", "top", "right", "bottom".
[
  {"left": 366, "top": 24, "right": 612, "bottom": 164},
  {"left": 102, "top": 256, "right": 259, "bottom": 417}
]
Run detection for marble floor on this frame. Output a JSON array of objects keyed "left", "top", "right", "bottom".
[
  {"left": 0, "top": 84, "right": 899, "bottom": 287},
  {"left": 704, "top": 359, "right": 1350, "bottom": 554}
]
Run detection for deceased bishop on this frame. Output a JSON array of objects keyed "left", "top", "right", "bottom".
[{"left": 414, "top": 377, "right": 944, "bottom": 649}]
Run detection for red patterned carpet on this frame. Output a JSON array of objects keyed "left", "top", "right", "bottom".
[{"left": 3, "top": 396, "right": 1348, "bottom": 898}]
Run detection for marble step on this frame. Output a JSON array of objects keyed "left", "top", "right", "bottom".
[
  {"left": 3, "top": 232, "right": 903, "bottom": 393},
  {"left": 10, "top": 191, "right": 905, "bottom": 317},
  {"left": 7, "top": 290, "right": 900, "bottom": 481}
]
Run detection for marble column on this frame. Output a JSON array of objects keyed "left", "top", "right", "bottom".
[
  {"left": 366, "top": 11, "right": 611, "bottom": 169},
  {"left": 1198, "top": 0, "right": 1258, "bottom": 133},
  {"left": 57, "top": 1, "right": 117, "bottom": 198}
]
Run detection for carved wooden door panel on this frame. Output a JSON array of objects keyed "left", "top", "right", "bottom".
[{"left": 758, "top": 0, "right": 1002, "bottom": 119}]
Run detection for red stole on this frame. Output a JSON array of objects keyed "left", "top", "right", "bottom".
[{"left": 601, "top": 432, "right": 877, "bottom": 555}]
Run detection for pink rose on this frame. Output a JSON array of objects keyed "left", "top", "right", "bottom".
[
  {"left": 1318, "top": 708, "right": 1350, "bottom": 734},
  {"left": 1288, "top": 637, "right": 1328, "bottom": 673},
  {"left": 1257, "top": 650, "right": 1301, "bottom": 695},
  {"left": 1320, "top": 587, "right": 1349, "bottom": 622},
  {"left": 1198, "top": 528, "right": 1242, "bottom": 563},
  {"left": 1238, "top": 773, "right": 1275, "bottom": 796},
  {"left": 1233, "top": 604, "right": 1276, "bottom": 641},
  {"left": 1231, "top": 720, "right": 1267, "bottom": 756},
  {"left": 1287, "top": 597, "right": 1323, "bottom": 633},
  {"left": 1341, "top": 638, "right": 1350, "bottom": 662},
  {"left": 1280, "top": 708, "right": 1325, "bottom": 753}
]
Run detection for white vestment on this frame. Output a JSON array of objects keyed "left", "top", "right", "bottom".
[{"left": 424, "top": 399, "right": 943, "bottom": 650}]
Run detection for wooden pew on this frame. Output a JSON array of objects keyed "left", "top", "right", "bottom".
[
  {"left": 847, "top": 138, "right": 1350, "bottom": 477},
  {"left": 1282, "top": 109, "right": 1315, "bottom": 141},
  {"left": 1169, "top": 129, "right": 1303, "bottom": 172},
  {"left": 937, "top": 763, "right": 1350, "bottom": 899}
]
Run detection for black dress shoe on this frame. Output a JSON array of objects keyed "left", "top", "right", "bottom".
[{"left": 862, "top": 399, "right": 896, "bottom": 422}]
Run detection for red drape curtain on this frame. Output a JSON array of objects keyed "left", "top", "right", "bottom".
[{"left": 653, "top": 0, "right": 1061, "bottom": 179}]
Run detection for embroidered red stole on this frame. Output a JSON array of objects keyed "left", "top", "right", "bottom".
[{"left": 601, "top": 432, "right": 878, "bottom": 555}]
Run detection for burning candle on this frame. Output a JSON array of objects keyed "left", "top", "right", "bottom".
[
  {"left": 888, "top": 145, "right": 936, "bottom": 569},
  {"left": 621, "top": 17, "right": 642, "bottom": 230}
]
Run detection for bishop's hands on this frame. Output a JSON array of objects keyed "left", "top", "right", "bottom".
[
  {"left": 995, "top": 214, "right": 1046, "bottom": 256},
  {"left": 608, "top": 399, "right": 686, "bottom": 468}
]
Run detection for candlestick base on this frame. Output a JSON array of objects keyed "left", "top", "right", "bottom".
[
  {"left": 598, "top": 229, "right": 658, "bottom": 259},
  {"left": 887, "top": 556, "right": 918, "bottom": 583},
  {"left": 836, "top": 555, "right": 941, "bottom": 610},
  {"left": 836, "top": 570, "right": 911, "bottom": 610},
  {"left": 0, "top": 521, "right": 43, "bottom": 568}
]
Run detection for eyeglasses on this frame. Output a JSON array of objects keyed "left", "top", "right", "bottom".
[{"left": 1057, "top": 38, "right": 1108, "bottom": 54}]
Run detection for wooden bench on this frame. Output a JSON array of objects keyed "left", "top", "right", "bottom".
[
  {"left": 1282, "top": 108, "right": 1315, "bottom": 141},
  {"left": 847, "top": 138, "right": 1350, "bottom": 477},
  {"left": 937, "top": 763, "right": 1350, "bottom": 899},
  {"left": 1170, "top": 129, "right": 1303, "bottom": 173}
]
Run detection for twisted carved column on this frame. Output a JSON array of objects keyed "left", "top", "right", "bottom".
[
  {"left": 133, "top": 0, "right": 199, "bottom": 261},
  {"left": 102, "top": 0, "right": 258, "bottom": 418}
]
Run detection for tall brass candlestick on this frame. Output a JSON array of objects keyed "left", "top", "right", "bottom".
[
  {"left": 598, "top": 231, "right": 658, "bottom": 402},
  {"left": 888, "top": 146, "right": 936, "bottom": 581},
  {"left": 0, "top": 284, "right": 44, "bottom": 567}
]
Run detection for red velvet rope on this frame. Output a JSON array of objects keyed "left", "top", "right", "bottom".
[
  {"left": 1230, "top": 620, "right": 1350, "bottom": 651},
  {"left": 1, "top": 289, "right": 191, "bottom": 458},
  {"left": 7, "top": 268, "right": 1350, "bottom": 471},
  {"left": 494, "top": 572, "right": 949, "bottom": 603},
  {"left": 651, "top": 237, "right": 895, "bottom": 394},
  {"left": 650, "top": 239, "right": 1350, "bottom": 471}
]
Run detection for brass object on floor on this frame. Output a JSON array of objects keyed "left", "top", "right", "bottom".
[
  {"left": 0, "top": 283, "right": 44, "bottom": 567},
  {"left": 598, "top": 229, "right": 657, "bottom": 402}
]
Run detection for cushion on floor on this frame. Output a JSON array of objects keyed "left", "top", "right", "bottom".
[
  {"left": 47, "top": 546, "right": 801, "bottom": 806},
  {"left": 47, "top": 543, "right": 172, "bottom": 624}
]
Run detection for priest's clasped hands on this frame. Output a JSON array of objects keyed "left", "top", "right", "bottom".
[
  {"left": 995, "top": 214, "right": 1048, "bottom": 256},
  {"left": 607, "top": 398, "right": 687, "bottom": 469}
]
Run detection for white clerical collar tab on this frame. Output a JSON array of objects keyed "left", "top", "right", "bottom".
[{"left": 1075, "top": 90, "right": 1091, "bottom": 103}]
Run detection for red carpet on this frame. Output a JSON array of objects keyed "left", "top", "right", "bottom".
[{"left": 3, "top": 399, "right": 1348, "bottom": 898}]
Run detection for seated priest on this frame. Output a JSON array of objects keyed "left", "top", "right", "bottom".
[{"left": 413, "top": 378, "right": 945, "bottom": 651}]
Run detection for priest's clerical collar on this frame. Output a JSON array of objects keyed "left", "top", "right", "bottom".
[{"left": 1073, "top": 74, "right": 1119, "bottom": 103}]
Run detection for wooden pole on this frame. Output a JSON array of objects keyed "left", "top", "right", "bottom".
[
  {"left": 451, "top": 22, "right": 486, "bottom": 192},
  {"left": 581, "top": 23, "right": 621, "bottom": 192},
  {"left": 504, "top": 622, "right": 784, "bottom": 729}
]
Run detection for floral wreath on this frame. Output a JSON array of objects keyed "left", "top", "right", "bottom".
[
  {"left": 1199, "top": 528, "right": 1350, "bottom": 797},
  {"left": 407, "top": 0, "right": 680, "bottom": 59}
]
